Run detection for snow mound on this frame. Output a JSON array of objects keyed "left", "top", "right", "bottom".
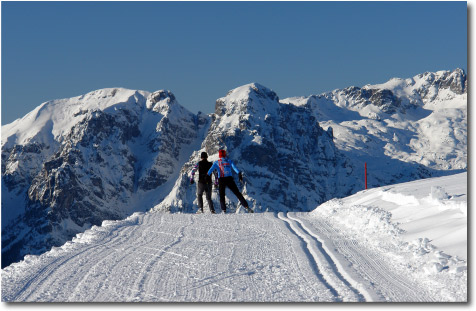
[
  {"left": 309, "top": 173, "right": 467, "bottom": 301},
  {"left": 311, "top": 172, "right": 466, "bottom": 281}
]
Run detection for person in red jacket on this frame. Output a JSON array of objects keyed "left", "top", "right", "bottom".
[{"left": 207, "top": 149, "right": 253, "bottom": 213}]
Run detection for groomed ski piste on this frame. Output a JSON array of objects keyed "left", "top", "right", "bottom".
[{"left": 1, "top": 173, "right": 467, "bottom": 302}]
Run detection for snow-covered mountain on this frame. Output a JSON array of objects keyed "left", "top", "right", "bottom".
[
  {"left": 1, "top": 88, "right": 208, "bottom": 268},
  {"left": 1, "top": 69, "right": 467, "bottom": 268},
  {"left": 156, "top": 69, "right": 467, "bottom": 213},
  {"left": 155, "top": 83, "right": 339, "bottom": 213},
  {"left": 282, "top": 69, "right": 467, "bottom": 186}
]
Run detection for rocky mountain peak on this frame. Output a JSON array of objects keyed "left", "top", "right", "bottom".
[
  {"left": 144, "top": 90, "right": 195, "bottom": 126},
  {"left": 415, "top": 68, "right": 466, "bottom": 95},
  {"left": 146, "top": 90, "right": 177, "bottom": 113},
  {"left": 328, "top": 68, "right": 467, "bottom": 116},
  {"left": 215, "top": 83, "right": 279, "bottom": 117},
  {"left": 1, "top": 88, "right": 149, "bottom": 150}
]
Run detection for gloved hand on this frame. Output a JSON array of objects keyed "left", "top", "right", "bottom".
[
  {"left": 238, "top": 172, "right": 243, "bottom": 182},
  {"left": 190, "top": 179, "right": 194, "bottom": 185}
]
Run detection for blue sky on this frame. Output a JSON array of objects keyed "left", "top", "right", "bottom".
[{"left": 1, "top": 1, "right": 467, "bottom": 125}]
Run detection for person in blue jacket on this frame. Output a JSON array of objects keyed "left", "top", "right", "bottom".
[{"left": 207, "top": 149, "right": 253, "bottom": 213}]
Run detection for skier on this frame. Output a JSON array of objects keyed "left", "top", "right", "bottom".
[
  {"left": 207, "top": 149, "right": 253, "bottom": 213},
  {"left": 190, "top": 151, "right": 216, "bottom": 214}
]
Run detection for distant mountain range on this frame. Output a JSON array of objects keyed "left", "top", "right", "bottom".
[{"left": 1, "top": 69, "right": 466, "bottom": 268}]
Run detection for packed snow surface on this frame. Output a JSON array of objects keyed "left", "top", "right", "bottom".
[{"left": 1, "top": 174, "right": 466, "bottom": 302}]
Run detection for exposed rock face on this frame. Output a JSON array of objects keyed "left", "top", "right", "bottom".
[
  {"left": 414, "top": 68, "right": 467, "bottom": 97},
  {"left": 337, "top": 86, "right": 405, "bottom": 115}
]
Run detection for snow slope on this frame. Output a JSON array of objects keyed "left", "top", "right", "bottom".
[{"left": 1, "top": 173, "right": 466, "bottom": 302}]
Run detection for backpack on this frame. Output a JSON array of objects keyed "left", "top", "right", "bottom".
[{"left": 218, "top": 158, "right": 233, "bottom": 178}]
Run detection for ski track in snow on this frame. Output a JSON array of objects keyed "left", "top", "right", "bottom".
[
  {"left": 1, "top": 211, "right": 456, "bottom": 302},
  {"left": 289, "top": 213, "right": 435, "bottom": 302},
  {"left": 277, "top": 212, "right": 364, "bottom": 302}
]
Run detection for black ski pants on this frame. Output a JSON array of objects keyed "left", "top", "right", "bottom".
[
  {"left": 197, "top": 181, "right": 214, "bottom": 212},
  {"left": 218, "top": 176, "right": 248, "bottom": 211}
]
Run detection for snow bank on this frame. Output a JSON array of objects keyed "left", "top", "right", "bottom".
[{"left": 310, "top": 173, "right": 467, "bottom": 301}]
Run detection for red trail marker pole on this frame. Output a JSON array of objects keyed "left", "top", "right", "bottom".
[{"left": 365, "top": 162, "right": 368, "bottom": 190}]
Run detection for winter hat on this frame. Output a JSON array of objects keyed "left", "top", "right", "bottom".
[
  {"left": 218, "top": 149, "right": 227, "bottom": 158},
  {"left": 200, "top": 151, "right": 208, "bottom": 159}
]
